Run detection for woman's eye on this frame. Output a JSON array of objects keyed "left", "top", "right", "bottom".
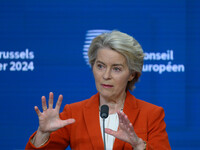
[
  {"left": 97, "top": 64, "right": 104, "bottom": 69},
  {"left": 113, "top": 67, "right": 121, "bottom": 72}
]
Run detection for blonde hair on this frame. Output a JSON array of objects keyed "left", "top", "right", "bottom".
[{"left": 88, "top": 30, "right": 144, "bottom": 91}]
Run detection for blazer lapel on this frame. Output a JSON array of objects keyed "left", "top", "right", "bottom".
[
  {"left": 123, "top": 91, "right": 140, "bottom": 125},
  {"left": 113, "top": 91, "right": 140, "bottom": 150},
  {"left": 83, "top": 93, "right": 104, "bottom": 150}
]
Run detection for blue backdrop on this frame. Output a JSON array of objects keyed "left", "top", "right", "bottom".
[{"left": 0, "top": 0, "right": 199, "bottom": 149}]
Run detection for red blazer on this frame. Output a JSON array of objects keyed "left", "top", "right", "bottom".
[{"left": 26, "top": 91, "right": 171, "bottom": 150}]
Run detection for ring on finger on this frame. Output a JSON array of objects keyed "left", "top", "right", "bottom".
[{"left": 43, "top": 107, "right": 47, "bottom": 111}]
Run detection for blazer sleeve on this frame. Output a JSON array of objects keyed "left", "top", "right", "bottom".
[
  {"left": 25, "top": 104, "right": 72, "bottom": 150},
  {"left": 146, "top": 107, "right": 171, "bottom": 150}
]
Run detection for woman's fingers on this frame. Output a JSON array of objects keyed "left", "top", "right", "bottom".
[
  {"left": 105, "top": 128, "right": 117, "bottom": 137},
  {"left": 57, "top": 119, "right": 76, "bottom": 129},
  {"left": 41, "top": 96, "right": 47, "bottom": 111},
  {"left": 34, "top": 106, "right": 41, "bottom": 116},
  {"left": 128, "top": 123, "right": 135, "bottom": 134},
  {"left": 118, "top": 112, "right": 129, "bottom": 127},
  {"left": 63, "top": 118, "right": 75, "bottom": 126},
  {"left": 55, "top": 95, "right": 63, "bottom": 111},
  {"left": 48, "top": 92, "right": 54, "bottom": 109},
  {"left": 117, "top": 111, "right": 136, "bottom": 135},
  {"left": 41, "top": 92, "right": 63, "bottom": 112}
]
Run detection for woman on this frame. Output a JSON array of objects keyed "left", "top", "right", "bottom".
[{"left": 25, "top": 31, "right": 171, "bottom": 150}]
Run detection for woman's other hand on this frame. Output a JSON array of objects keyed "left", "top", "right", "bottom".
[
  {"left": 105, "top": 111, "right": 145, "bottom": 150},
  {"left": 32, "top": 92, "right": 75, "bottom": 147}
]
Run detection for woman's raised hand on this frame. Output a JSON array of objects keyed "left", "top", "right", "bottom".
[
  {"left": 33, "top": 92, "right": 75, "bottom": 147},
  {"left": 35, "top": 92, "right": 75, "bottom": 133},
  {"left": 105, "top": 111, "right": 145, "bottom": 149}
]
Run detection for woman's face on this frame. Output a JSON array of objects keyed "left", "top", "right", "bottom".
[{"left": 93, "top": 48, "right": 134, "bottom": 100}]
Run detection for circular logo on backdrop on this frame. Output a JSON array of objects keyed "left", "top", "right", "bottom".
[{"left": 82, "top": 29, "right": 111, "bottom": 67}]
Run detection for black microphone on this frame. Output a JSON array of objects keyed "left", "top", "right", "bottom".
[
  {"left": 100, "top": 105, "right": 109, "bottom": 118},
  {"left": 100, "top": 105, "right": 109, "bottom": 150}
]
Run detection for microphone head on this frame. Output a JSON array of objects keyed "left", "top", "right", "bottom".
[{"left": 100, "top": 105, "right": 109, "bottom": 119}]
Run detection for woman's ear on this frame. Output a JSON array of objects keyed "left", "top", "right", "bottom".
[{"left": 128, "top": 72, "right": 135, "bottom": 81}]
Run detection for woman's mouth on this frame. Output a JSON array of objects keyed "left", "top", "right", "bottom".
[{"left": 101, "top": 84, "right": 113, "bottom": 88}]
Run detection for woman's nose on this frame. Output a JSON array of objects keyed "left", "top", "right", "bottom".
[{"left": 103, "top": 69, "right": 112, "bottom": 80}]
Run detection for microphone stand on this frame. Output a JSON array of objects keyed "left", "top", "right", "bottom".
[
  {"left": 103, "top": 117, "right": 106, "bottom": 150},
  {"left": 100, "top": 105, "right": 109, "bottom": 150}
]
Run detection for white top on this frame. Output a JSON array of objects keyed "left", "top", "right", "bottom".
[{"left": 100, "top": 113, "right": 119, "bottom": 150}]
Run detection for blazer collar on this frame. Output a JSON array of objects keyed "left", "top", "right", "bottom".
[
  {"left": 83, "top": 91, "right": 140, "bottom": 150},
  {"left": 83, "top": 93, "right": 104, "bottom": 149}
]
